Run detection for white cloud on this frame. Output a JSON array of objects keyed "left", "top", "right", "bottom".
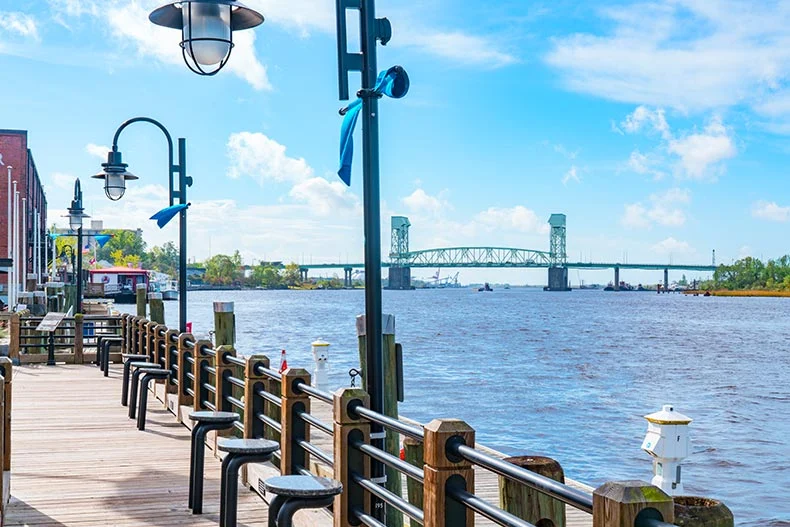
[
  {"left": 404, "top": 30, "right": 517, "bottom": 68},
  {"left": 667, "top": 118, "right": 736, "bottom": 180},
  {"left": 622, "top": 188, "right": 691, "bottom": 229},
  {"left": 627, "top": 150, "right": 666, "bottom": 180},
  {"left": 651, "top": 237, "right": 693, "bottom": 255},
  {"left": 402, "top": 188, "right": 450, "bottom": 215},
  {"left": 245, "top": 0, "right": 334, "bottom": 36},
  {"left": 86, "top": 143, "right": 109, "bottom": 160},
  {"left": 226, "top": 132, "right": 314, "bottom": 185},
  {"left": 545, "top": 2, "right": 790, "bottom": 112},
  {"left": 562, "top": 166, "right": 580, "bottom": 186},
  {"left": 50, "top": 172, "right": 76, "bottom": 190},
  {"left": 0, "top": 12, "right": 39, "bottom": 40},
  {"left": 618, "top": 108, "right": 736, "bottom": 180},
  {"left": 752, "top": 200, "right": 790, "bottom": 222},
  {"left": 738, "top": 245, "right": 753, "bottom": 259},
  {"left": 289, "top": 177, "right": 360, "bottom": 216},
  {"left": 621, "top": 106, "right": 671, "bottom": 139},
  {"left": 474, "top": 206, "right": 549, "bottom": 234}
]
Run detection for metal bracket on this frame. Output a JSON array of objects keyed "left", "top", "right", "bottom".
[
  {"left": 370, "top": 475, "right": 387, "bottom": 484},
  {"left": 335, "top": 0, "right": 363, "bottom": 100},
  {"left": 369, "top": 431, "right": 386, "bottom": 440}
]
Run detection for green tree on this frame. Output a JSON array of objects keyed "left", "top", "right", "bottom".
[
  {"left": 252, "top": 263, "right": 283, "bottom": 289},
  {"left": 97, "top": 230, "right": 146, "bottom": 263},
  {"left": 147, "top": 242, "right": 179, "bottom": 276},
  {"left": 204, "top": 252, "right": 242, "bottom": 285},
  {"left": 283, "top": 263, "right": 302, "bottom": 287}
]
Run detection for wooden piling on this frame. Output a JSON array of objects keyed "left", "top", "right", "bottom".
[
  {"left": 212, "top": 302, "right": 235, "bottom": 347},
  {"left": 280, "top": 367, "right": 311, "bottom": 475},
  {"left": 592, "top": 481, "right": 674, "bottom": 527},
  {"left": 673, "top": 496, "right": 734, "bottom": 527},
  {"left": 403, "top": 436, "right": 424, "bottom": 527},
  {"left": 333, "top": 387, "right": 371, "bottom": 527},
  {"left": 135, "top": 284, "right": 147, "bottom": 318},
  {"left": 423, "top": 419, "right": 475, "bottom": 527},
  {"left": 499, "top": 456, "right": 565, "bottom": 527},
  {"left": 149, "top": 293, "right": 165, "bottom": 324}
]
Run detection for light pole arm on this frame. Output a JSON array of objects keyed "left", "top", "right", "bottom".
[{"left": 111, "top": 117, "right": 194, "bottom": 206}]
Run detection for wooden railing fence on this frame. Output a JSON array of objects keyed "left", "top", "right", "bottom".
[{"left": 110, "top": 308, "right": 726, "bottom": 527}]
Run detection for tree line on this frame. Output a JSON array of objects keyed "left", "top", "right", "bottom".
[
  {"left": 702, "top": 255, "right": 790, "bottom": 290},
  {"left": 54, "top": 229, "right": 310, "bottom": 289}
]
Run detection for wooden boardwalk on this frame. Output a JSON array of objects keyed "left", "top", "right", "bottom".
[
  {"left": 5, "top": 364, "right": 593, "bottom": 527},
  {"left": 6, "top": 364, "right": 274, "bottom": 527}
]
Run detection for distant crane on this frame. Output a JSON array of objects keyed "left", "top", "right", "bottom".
[{"left": 424, "top": 269, "right": 460, "bottom": 288}]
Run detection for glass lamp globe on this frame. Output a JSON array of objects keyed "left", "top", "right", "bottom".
[{"left": 183, "top": 2, "right": 231, "bottom": 66}]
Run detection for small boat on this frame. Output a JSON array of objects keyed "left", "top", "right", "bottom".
[
  {"left": 149, "top": 273, "right": 179, "bottom": 301},
  {"left": 88, "top": 267, "right": 149, "bottom": 304},
  {"left": 478, "top": 282, "right": 493, "bottom": 292}
]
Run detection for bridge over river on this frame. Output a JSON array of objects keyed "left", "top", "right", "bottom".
[{"left": 299, "top": 215, "right": 717, "bottom": 290}]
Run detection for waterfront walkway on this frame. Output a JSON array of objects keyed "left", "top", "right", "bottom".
[{"left": 5, "top": 364, "right": 593, "bottom": 527}]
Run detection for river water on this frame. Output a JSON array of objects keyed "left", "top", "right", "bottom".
[{"left": 139, "top": 288, "right": 788, "bottom": 526}]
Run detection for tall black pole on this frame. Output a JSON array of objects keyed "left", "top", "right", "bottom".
[
  {"left": 177, "top": 138, "right": 188, "bottom": 333},
  {"left": 360, "top": 0, "right": 385, "bottom": 519},
  {"left": 76, "top": 226, "right": 83, "bottom": 314}
]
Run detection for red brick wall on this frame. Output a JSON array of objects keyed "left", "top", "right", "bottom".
[{"left": 0, "top": 130, "right": 48, "bottom": 292}]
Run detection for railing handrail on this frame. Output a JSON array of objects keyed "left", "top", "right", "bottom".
[{"left": 450, "top": 441, "right": 594, "bottom": 514}]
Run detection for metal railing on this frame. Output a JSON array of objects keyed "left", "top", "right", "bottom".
[{"left": 112, "top": 313, "right": 688, "bottom": 527}]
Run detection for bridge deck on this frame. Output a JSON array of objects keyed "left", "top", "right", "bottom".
[{"left": 6, "top": 364, "right": 593, "bottom": 527}]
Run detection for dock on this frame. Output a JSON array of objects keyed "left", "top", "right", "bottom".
[{"left": 5, "top": 363, "right": 594, "bottom": 527}]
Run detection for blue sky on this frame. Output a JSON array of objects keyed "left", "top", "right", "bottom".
[{"left": 1, "top": 0, "right": 789, "bottom": 285}]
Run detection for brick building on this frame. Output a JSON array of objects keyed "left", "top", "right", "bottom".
[{"left": 0, "top": 130, "right": 48, "bottom": 299}]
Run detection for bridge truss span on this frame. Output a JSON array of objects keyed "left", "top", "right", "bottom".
[{"left": 401, "top": 246, "right": 553, "bottom": 268}]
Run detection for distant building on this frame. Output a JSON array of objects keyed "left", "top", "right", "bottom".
[{"left": 0, "top": 129, "right": 48, "bottom": 298}]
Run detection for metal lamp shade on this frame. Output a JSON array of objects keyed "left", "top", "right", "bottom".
[
  {"left": 93, "top": 150, "right": 139, "bottom": 201},
  {"left": 149, "top": 0, "right": 264, "bottom": 76}
]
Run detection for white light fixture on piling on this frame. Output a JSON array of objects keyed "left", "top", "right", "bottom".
[
  {"left": 641, "top": 404, "right": 692, "bottom": 496},
  {"left": 148, "top": 0, "right": 264, "bottom": 76}
]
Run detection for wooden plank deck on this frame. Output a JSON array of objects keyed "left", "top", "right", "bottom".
[
  {"left": 5, "top": 364, "right": 593, "bottom": 527},
  {"left": 5, "top": 364, "right": 277, "bottom": 527}
]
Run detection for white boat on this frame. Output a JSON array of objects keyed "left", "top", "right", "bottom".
[
  {"left": 161, "top": 280, "right": 179, "bottom": 300},
  {"left": 149, "top": 272, "right": 179, "bottom": 301}
]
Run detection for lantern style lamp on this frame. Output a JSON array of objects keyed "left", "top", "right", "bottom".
[
  {"left": 149, "top": 0, "right": 264, "bottom": 75},
  {"left": 93, "top": 149, "right": 138, "bottom": 201}
]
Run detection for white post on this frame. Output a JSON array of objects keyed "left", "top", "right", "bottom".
[
  {"left": 33, "top": 208, "right": 38, "bottom": 286},
  {"left": 11, "top": 183, "right": 18, "bottom": 308},
  {"left": 21, "top": 197, "right": 26, "bottom": 293},
  {"left": 5, "top": 167, "right": 11, "bottom": 304}
]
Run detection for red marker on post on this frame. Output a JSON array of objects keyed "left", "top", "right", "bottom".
[{"left": 279, "top": 349, "right": 288, "bottom": 373}]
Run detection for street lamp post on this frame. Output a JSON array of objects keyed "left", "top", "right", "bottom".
[
  {"left": 64, "top": 179, "right": 89, "bottom": 315},
  {"left": 93, "top": 118, "right": 192, "bottom": 333},
  {"left": 148, "top": 1, "right": 397, "bottom": 518}
]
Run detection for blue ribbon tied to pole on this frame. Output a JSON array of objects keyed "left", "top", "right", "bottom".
[
  {"left": 150, "top": 203, "right": 190, "bottom": 229},
  {"left": 338, "top": 65, "right": 410, "bottom": 185}
]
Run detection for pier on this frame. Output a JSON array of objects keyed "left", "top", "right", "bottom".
[{"left": 0, "top": 308, "right": 729, "bottom": 527}]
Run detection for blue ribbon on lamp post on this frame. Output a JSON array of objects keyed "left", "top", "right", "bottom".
[{"left": 337, "top": 65, "right": 410, "bottom": 185}]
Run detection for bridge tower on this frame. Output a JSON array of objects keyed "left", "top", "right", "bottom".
[
  {"left": 545, "top": 214, "right": 570, "bottom": 291},
  {"left": 388, "top": 216, "right": 412, "bottom": 289}
]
